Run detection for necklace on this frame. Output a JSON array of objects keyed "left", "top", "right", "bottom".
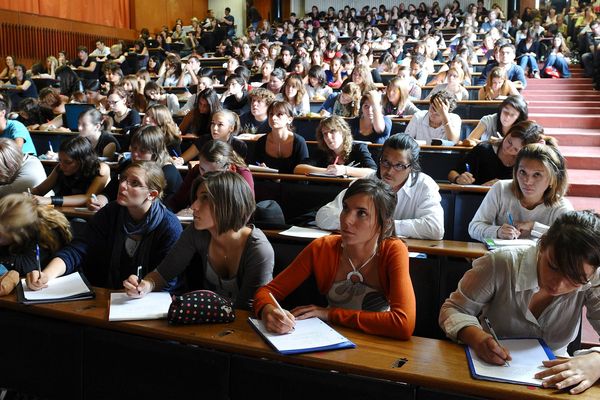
[{"left": 346, "top": 249, "right": 377, "bottom": 284}]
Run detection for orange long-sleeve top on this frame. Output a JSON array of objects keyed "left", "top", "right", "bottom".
[{"left": 254, "top": 235, "right": 416, "bottom": 340}]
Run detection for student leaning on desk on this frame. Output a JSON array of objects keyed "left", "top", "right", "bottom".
[
  {"left": 26, "top": 161, "right": 182, "bottom": 291},
  {"left": 124, "top": 171, "right": 273, "bottom": 311},
  {"left": 440, "top": 211, "right": 600, "bottom": 395},
  {"left": 315, "top": 134, "right": 444, "bottom": 240},
  {"left": 254, "top": 178, "right": 416, "bottom": 339}
]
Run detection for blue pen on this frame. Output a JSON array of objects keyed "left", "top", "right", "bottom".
[
  {"left": 171, "top": 149, "right": 180, "bottom": 157},
  {"left": 48, "top": 141, "right": 54, "bottom": 153},
  {"left": 508, "top": 213, "right": 514, "bottom": 226},
  {"left": 465, "top": 163, "right": 471, "bottom": 173},
  {"left": 35, "top": 244, "right": 42, "bottom": 279}
]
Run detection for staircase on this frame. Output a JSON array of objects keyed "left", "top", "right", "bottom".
[
  {"left": 523, "top": 65, "right": 600, "bottom": 346},
  {"left": 522, "top": 65, "right": 600, "bottom": 213}
]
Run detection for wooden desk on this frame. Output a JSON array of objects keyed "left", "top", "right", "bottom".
[{"left": 0, "top": 289, "right": 595, "bottom": 400}]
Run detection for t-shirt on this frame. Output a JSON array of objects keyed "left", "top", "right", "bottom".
[
  {"left": 239, "top": 112, "right": 270, "bottom": 134},
  {"left": 404, "top": 110, "right": 461, "bottom": 145},
  {"left": 454, "top": 142, "right": 512, "bottom": 185},
  {"left": 1, "top": 119, "right": 37, "bottom": 155}
]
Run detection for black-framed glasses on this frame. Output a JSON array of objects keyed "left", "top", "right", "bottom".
[{"left": 380, "top": 159, "right": 411, "bottom": 171}]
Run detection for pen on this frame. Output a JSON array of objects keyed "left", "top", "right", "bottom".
[
  {"left": 269, "top": 292, "right": 294, "bottom": 331},
  {"left": 465, "top": 163, "right": 471, "bottom": 173},
  {"left": 48, "top": 141, "right": 54, "bottom": 153},
  {"left": 508, "top": 213, "right": 514, "bottom": 226},
  {"left": 27, "top": 188, "right": 32, "bottom": 197},
  {"left": 171, "top": 149, "right": 180, "bottom": 158},
  {"left": 483, "top": 317, "right": 510, "bottom": 367},
  {"left": 333, "top": 156, "right": 339, "bottom": 165},
  {"left": 136, "top": 265, "right": 142, "bottom": 294},
  {"left": 35, "top": 244, "right": 42, "bottom": 281},
  {"left": 91, "top": 193, "right": 98, "bottom": 202},
  {"left": 347, "top": 161, "right": 359, "bottom": 168}
]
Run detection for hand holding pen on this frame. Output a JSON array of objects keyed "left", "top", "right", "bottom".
[
  {"left": 483, "top": 317, "right": 511, "bottom": 367},
  {"left": 262, "top": 292, "right": 296, "bottom": 334},
  {"left": 497, "top": 212, "right": 520, "bottom": 240},
  {"left": 122, "top": 266, "right": 152, "bottom": 298},
  {"left": 26, "top": 244, "right": 49, "bottom": 290}
]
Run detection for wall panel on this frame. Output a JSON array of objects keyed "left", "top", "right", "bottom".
[{"left": 133, "top": 0, "right": 208, "bottom": 33}]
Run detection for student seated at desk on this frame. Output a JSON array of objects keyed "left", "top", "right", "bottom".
[
  {"left": 143, "top": 104, "right": 182, "bottom": 157},
  {"left": 478, "top": 66, "right": 520, "bottom": 100},
  {"left": 449, "top": 121, "right": 552, "bottom": 186},
  {"left": 249, "top": 101, "right": 309, "bottom": 174},
  {"left": 3, "top": 64, "right": 38, "bottom": 106},
  {"left": 468, "top": 143, "right": 572, "bottom": 242},
  {"left": 255, "top": 178, "right": 416, "bottom": 339},
  {"left": 425, "top": 67, "right": 469, "bottom": 101},
  {"left": 0, "top": 99, "right": 37, "bottom": 155},
  {"left": 404, "top": 91, "right": 461, "bottom": 145},
  {"left": 0, "top": 138, "right": 46, "bottom": 197},
  {"left": 461, "top": 95, "right": 528, "bottom": 147},
  {"left": 382, "top": 78, "right": 420, "bottom": 118},
  {"left": 294, "top": 116, "right": 377, "bottom": 178},
  {"left": 32, "top": 136, "right": 110, "bottom": 208},
  {"left": 77, "top": 108, "right": 120, "bottom": 160},
  {"left": 91, "top": 126, "right": 182, "bottom": 209},
  {"left": 278, "top": 74, "right": 310, "bottom": 117},
  {"left": 27, "top": 161, "right": 182, "bottom": 291},
  {"left": 169, "top": 141, "right": 254, "bottom": 213},
  {"left": 0, "top": 193, "right": 71, "bottom": 277},
  {"left": 124, "top": 171, "right": 273, "bottom": 311},
  {"left": 239, "top": 87, "right": 275, "bottom": 134},
  {"left": 347, "top": 90, "right": 392, "bottom": 145},
  {"left": 107, "top": 87, "right": 141, "bottom": 135},
  {"left": 440, "top": 211, "right": 600, "bottom": 395},
  {"left": 316, "top": 134, "right": 444, "bottom": 240},
  {"left": 143, "top": 81, "right": 180, "bottom": 115},
  {"left": 318, "top": 82, "right": 361, "bottom": 118}
]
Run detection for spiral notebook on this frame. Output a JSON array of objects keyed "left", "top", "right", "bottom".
[{"left": 248, "top": 317, "right": 355, "bottom": 355}]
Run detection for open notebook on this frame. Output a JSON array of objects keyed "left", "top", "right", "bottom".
[
  {"left": 466, "top": 338, "right": 555, "bottom": 386},
  {"left": 249, "top": 317, "right": 355, "bottom": 355},
  {"left": 109, "top": 292, "right": 172, "bottom": 321},
  {"left": 17, "top": 272, "right": 94, "bottom": 304}
]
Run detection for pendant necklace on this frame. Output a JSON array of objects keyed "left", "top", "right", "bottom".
[{"left": 346, "top": 249, "right": 377, "bottom": 284}]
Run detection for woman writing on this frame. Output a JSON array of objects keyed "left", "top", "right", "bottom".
[
  {"left": 468, "top": 143, "right": 573, "bottom": 242},
  {"left": 124, "top": 171, "right": 273, "bottom": 311},
  {"left": 294, "top": 116, "right": 377, "bottom": 178},
  {"left": 478, "top": 67, "right": 520, "bottom": 100},
  {"left": 255, "top": 178, "right": 416, "bottom": 339},
  {"left": 27, "top": 161, "right": 182, "bottom": 290},
  {"left": 250, "top": 101, "right": 309, "bottom": 173},
  {"left": 77, "top": 108, "right": 120, "bottom": 159},
  {"left": 441, "top": 210, "right": 600, "bottom": 395},
  {"left": 31, "top": 136, "right": 110, "bottom": 207},
  {"left": 462, "top": 95, "right": 528, "bottom": 146},
  {"left": 449, "top": 121, "right": 552, "bottom": 186},
  {"left": 0, "top": 194, "right": 71, "bottom": 293}
]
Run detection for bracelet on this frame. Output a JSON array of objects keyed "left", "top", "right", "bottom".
[
  {"left": 453, "top": 175, "right": 460, "bottom": 184},
  {"left": 50, "top": 196, "right": 64, "bottom": 206}
]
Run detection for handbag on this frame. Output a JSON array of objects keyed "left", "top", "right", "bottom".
[{"left": 167, "top": 290, "right": 235, "bottom": 325}]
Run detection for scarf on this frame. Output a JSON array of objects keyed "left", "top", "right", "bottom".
[{"left": 108, "top": 200, "right": 166, "bottom": 288}]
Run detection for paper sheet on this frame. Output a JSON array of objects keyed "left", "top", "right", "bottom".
[
  {"left": 20, "top": 273, "right": 91, "bottom": 300},
  {"left": 249, "top": 317, "right": 353, "bottom": 353},
  {"left": 279, "top": 226, "right": 331, "bottom": 238},
  {"left": 109, "top": 292, "right": 172, "bottom": 321},
  {"left": 468, "top": 339, "right": 553, "bottom": 386}
]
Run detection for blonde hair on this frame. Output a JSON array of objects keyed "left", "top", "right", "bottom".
[
  {"left": 281, "top": 74, "right": 307, "bottom": 106},
  {"left": 338, "top": 82, "right": 362, "bottom": 117},
  {"left": 0, "top": 138, "right": 23, "bottom": 184},
  {"left": 211, "top": 109, "right": 241, "bottom": 139},
  {"left": 383, "top": 77, "right": 410, "bottom": 111},
  {"left": 145, "top": 104, "right": 182, "bottom": 150},
  {"left": 480, "top": 67, "right": 512, "bottom": 100},
  {"left": 0, "top": 194, "right": 72, "bottom": 254}
]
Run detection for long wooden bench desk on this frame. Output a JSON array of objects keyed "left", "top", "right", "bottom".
[{"left": 0, "top": 289, "right": 595, "bottom": 400}]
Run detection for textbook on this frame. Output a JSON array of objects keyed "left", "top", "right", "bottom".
[
  {"left": 17, "top": 272, "right": 94, "bottom": 305},
  {"left": 248, "top": 317, "right": 355, "bottom": 355},
  {"left": 484, "top": 238, "right": 537, "bottom": 250},
  {"left": 109, "top": 292, "right": 172, "bottom": 321},
  {"left": 466, "top": 338, "right": 555, "bottom": 387}
]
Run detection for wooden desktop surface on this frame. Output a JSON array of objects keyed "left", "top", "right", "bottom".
[{"left": 0, "top": 288, "right": 595, "bottom": 399}]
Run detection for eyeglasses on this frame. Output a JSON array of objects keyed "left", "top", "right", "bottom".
[
  {"left": 118, "top": 175, "right": 147, "bottom": 189},
  {"left": 380, "top": 159, "right": 411, "bottom": 171}
]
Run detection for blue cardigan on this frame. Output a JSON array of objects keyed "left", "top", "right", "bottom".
[{"left": 56, "top": 201, "right": 182, "bottom": 290}]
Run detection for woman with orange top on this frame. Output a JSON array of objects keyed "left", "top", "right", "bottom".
[{"left": 254, "top": 178, "right": 416, "bottom": 340}]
